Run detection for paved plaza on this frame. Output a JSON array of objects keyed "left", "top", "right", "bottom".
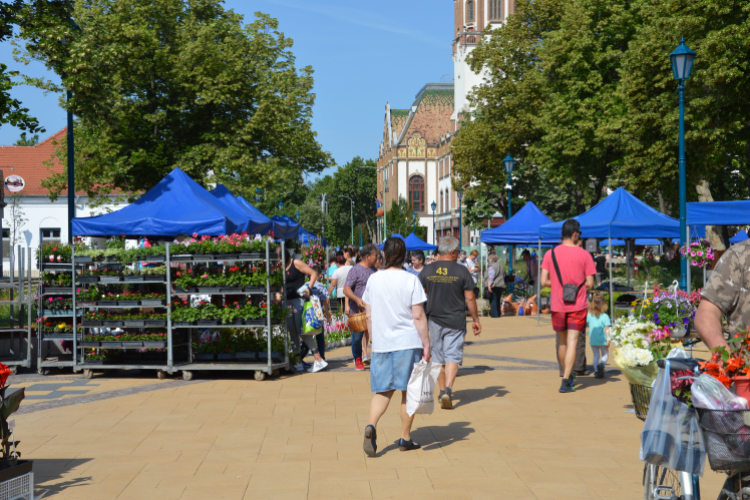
[{"left": 14, "top": 316, "right": 726, "bottom": 499}]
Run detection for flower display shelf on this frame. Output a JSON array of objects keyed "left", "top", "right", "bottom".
[
  {"left": 43, "top": 287, "right": 72, "bottom": 295},
  {"left": 64, "top": 237, "right": 291, "bottom": 380}
]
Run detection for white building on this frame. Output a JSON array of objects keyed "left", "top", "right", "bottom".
[{"left": 0, "top": 128, "right": 126, "bottom": 271}]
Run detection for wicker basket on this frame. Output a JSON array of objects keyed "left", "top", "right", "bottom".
[
  {"left": 630, "top": 383, "right": 652, "bottom": 422},
  {"left": 348, "top": 312, "right": 367, "bottom": 333}
]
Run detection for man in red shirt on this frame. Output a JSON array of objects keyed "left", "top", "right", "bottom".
[{"left": 540, "top": 220, "right": 596, "bottom": 393}]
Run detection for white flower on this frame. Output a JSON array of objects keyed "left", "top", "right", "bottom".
[{"left": 619, "top": 344, "right": 654, "bottom": 367}]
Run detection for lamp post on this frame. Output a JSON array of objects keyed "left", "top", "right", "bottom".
[
  {"left": 338, "top": 195, "right": 354, "bottom": 245},
  {"left": 295, "top": 212, "right": 300, "bottom": 222},
  {"left": 277, "top": 201, "right": 284, "bottom": 214},
  {"left": 504, "top": 154, "right": 516, "bottom": 275},
  {"left": 669, "top": 38, "right": 696, "bottom": 290},
  {"left": 384, "top": 178, "right": 389, "bottom": 241},
  {"left": 254, "top": 188, "right": 262, "bottom": 203},
  {"left": 431, "top": 201, "right": 437, "bottom": 245},
  {"left": 456, "top": 187, "right": 464, "bottom": 250}
]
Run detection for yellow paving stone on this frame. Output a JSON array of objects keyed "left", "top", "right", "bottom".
[{"left": 308, "top": 479, "right": 372, "bottom": 500}]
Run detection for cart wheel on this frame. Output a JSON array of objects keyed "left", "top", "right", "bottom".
[
  {"left": 83, "top": 369, "right": 94, "bottom": 379},
  {"left": 182, "top": 371, "right": 193, "bottom": 381},
  {"left": 156, "top": 370, "right": 168, "bottom": 380},
  {"left": 254, "top": 370, "right": 266, "bottom": 381}
]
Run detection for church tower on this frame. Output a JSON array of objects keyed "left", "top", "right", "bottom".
[{"left": 452, "top": 0, "right": 514, "bottom": 123}]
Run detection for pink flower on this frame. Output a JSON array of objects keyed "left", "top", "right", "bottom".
[
  {"left": 690, "top": 251, "right": 696, "bottom": 257},
  {"left": 697, "top": 251, "right": 704, "bottom": 257},
  {"left": 692, "top": 260, "right": 698, "bottom": 266}
]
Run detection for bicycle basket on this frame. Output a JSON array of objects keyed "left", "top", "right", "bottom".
[
  {"left": 630, "top": 383, "right": 652, "bottom": 421},
  {"left": 695, "top": 408, "right": 750, "bottom": 472}
]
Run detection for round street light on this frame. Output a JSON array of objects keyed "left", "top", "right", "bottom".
[
  {"left": 295, "top": 212, "right": 300, "bottom": 222},
  {"left": 278, "top": 201, "right": 284, "bottom": 211},
  {"left": 504, "top": 154, "right": 515, "bottom": 175},
  {"left": 254, "top": 188, "right": 262, "bottom": 203},
  {"left": 669, "top": 38, "right": 697, "bottom": 82}
]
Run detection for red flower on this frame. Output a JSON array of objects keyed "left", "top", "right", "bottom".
[{"left": 0, "top": 363, "right": 11, "bottom": 388}]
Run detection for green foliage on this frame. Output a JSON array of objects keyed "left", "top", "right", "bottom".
[
  {"left": 13, "top": 132, "right": 39, "bottom": 146},
  {"left": 14, "top": 0, "right": 331, "bottom": 203},
  {"left": 384, "top": 196, "right": 424, "bottom": 239}
]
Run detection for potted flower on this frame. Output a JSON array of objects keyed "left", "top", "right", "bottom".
[
  {"left": 636, "top": 284, "right": 700, "bottom": 338},
  {"left": 700, "top": 329, "right": 750, "bottom": 400}
]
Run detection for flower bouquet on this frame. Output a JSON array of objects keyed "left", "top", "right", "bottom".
[
  {"left": 302, "top": 245, "right": 326, "bottom": 268},
  {"left": 636, "top": 284, "right": 700, "bottom": 338},
  {"left": 680, "top": 241, "right": 715, "bottom": 268},
  {"left": 611, "top": 317, "right": 660, "bottom": 386}
]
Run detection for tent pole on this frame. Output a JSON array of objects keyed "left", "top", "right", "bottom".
[
  {"left": 626, "top": 239, "right": 631, "bottom": 286},
  {"left": 686, "top": 226, "right": 691, "bottom": 294},
  {"left": 609, "top": 236, "right": 614, "bottom": 320},
  {"left": 536, "top": 240, "right": 542, "bottom": 326}
]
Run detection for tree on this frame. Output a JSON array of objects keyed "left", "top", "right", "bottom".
[
  {"left": 13, "top": 132, "right": 38, "bottom": 146},
  {"left": 384, "top": 197, "right": 423, "bottom": 240},
  {"left": 15, "top": 0, "right": 331, "bottom": 202},
  {"left": 2, "top": 193, "right": 27, "bottom": 258},
  {"left": 328, "top": 157, "right": 377, "bottom": 246}
]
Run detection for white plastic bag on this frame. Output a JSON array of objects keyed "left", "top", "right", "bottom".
[
  {"left": 406, "top": 360, "right": 441, "bottom": 416},
  {"left": 640, "top": 359, "right": 707, "bottom": 476}
]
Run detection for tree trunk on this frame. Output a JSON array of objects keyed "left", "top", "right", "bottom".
[
  {"left": 657, "top": 191, "right": 667, "bottom": 215},
  {"left": 696, "top": 179, "right": 725, "bottom": 251}
]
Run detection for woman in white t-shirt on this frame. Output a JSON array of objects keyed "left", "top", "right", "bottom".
[
  {"left": 361, "top": 237, "right": 430, "bottom": 457},
  {"left": 328, "top": 254, "right": 352, "bottom": 314}
]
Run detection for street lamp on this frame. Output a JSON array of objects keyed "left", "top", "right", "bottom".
[
  {"left": 295, "top": 211, "right": 300, "bottom": 222},
  {"left": 254, "top": 188, "right": 262, "bottom": 203},
  {"left": 669, "top": 38, "right": 696, "bottom": 290},
  {"left": 456, "top": 187, "right": 464, "bottom": 250},
  {"left": 277, "top": 201, "right": 284, "bottom": 214},
  {"left": 338, "top": 195, "right": 354, "bottom": 245},
  {"left": 504, "top": 153, "right": 516, "bottom": 275},
  {"left": 384, "top": 178, "right": 389, "bottom": 241},
  {"left": 431, "top": 201, "right": 437, "bottom": 245}
]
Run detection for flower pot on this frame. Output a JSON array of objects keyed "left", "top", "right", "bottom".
[
  {"left": 79, "top": 341, "right": 100, "bottom": 347},
  {"left": 78, "top": 276, "right": 99, "bottom": 283},
  {"left": 174, "top": 287, "right": 195, "bottom": 294},
  {"left": 144, "top": 341, "right": 167, "bottom": 348},
  {"left": 345, "top": 338, "right": 352, "bottom": 346},
  {"left": 240, "top": 252, "right": 263, "bottom": 260},
  {"left": 197, "top": 253, "right": 216, "bottom": 260},
  {"left": 97, "top": 301, "right": 118, "bottom": 306},
  {"left": 144, "top": 320, "right": 167, "bottom": 327},
  {"left": 195, "top": 353, "right": 216, "bottom": 361},
  {"left": 102, "top": 321, "right": 123, "bottom": 327},
  {"left": 144, "top": 255, "right": 165, "bottom": 262},
  {"left": 118, "top": 300, "right": 140, "bottom": 307},
  {"left": 144, "top": 274, "right": 166, "bottom": 282},
  {"left": 244, "top": 319, "right": 265, "bottom": 327},
  {"left": 243, "top": 286, "right": 265, "bottom": 293},
  {"left": 220, "top": 287, "right": 243, "bottom": 293},
  {"left": 105, "top": 256, "right": 118, "bottom": 262},
  {"left": 236, "top": 351, "right": 257, "bottom": 361},
  {"left": 173, "top": 321, "right": 195, "bottom": 327},
  {"left": 197, "top": 319, "right": 219, "bottom": 326},
  {"left": 44, "top": 286, "right": 71, "bottom": 294},
  {"left": 121, "top": 341, "right": 143, "bottom": 348},
  {"left": 140, "top": 299, "right": 165, "bottom": 307},
  {"left": 100, "top": 276, "right": 122, "bottom": 283},
  {"left": 671, "top": 325, "right": 688, "bottom": 339},
  {"left": 123, "top": 320, "right": 145, "bottom": 327},
  {"left": 82, "top": 320, "right": 102, "bottom": 326},
  {"left": 217, "top": 352, "right": 236, "bottom": 361},
  {"left": 225, "top": 318, "right": 244, "bottom": 326},
  {"left": 124, "top": 275, "right": 145, "bottom": 282},
  {"left": 98, "top": 341, "right": 122, "bottom": 348},
  {"left": 197, "top": 287, "right": 222, "bottom": 294},
  {"left": 73, "top": 256, "right": 93, "bottom": 263},
  {"left": 215, "top": 254, "right": 237, "bottom": 260},
  {"left": 0, "top": 460, "right": 32, "bottom": 483},
  {"left": 171, "top": 254, "right": 193, "bottom": 262},
  {"left": 735, "top": 376, "right": 750, "bottom": 402},
  {"left": 84, "top": 359, "right": 105, "bottom": 365}
]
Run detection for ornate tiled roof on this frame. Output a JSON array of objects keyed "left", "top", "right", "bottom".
[
  {"left": 395, "top": 83, "right": 454, "bottom": 146},
  {"left": 390, "top": 109, "right": 409, "bottom": 141}
]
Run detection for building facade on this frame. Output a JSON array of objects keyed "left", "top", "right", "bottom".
[
  {"left": 0, "top": 128, "right": 126, "bottom": 270},
  {"left": 376, "top": 0, "right": 515, "bottom": 246}
]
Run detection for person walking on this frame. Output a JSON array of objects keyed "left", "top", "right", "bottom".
[
  {"left": 593, "top": 251, "right": 607, "bottom": 285},
  {"left": 485, "top": 253, "right": 505, "bottom": 318},
  {"left": 587, "top": 294, "right": 611, "bottom": 379},
  {"left": 419, "top": 236, "right": 481, "bottom": 409},
  {"left": 362, "top": 237, "right": 430, "bottom": 457},
  {"left": 407, "top": 250, "right": 426, "bottom": 277},
  {"left": 540, "top": 220, "right": 596, "bottom": 393},
  {"left": 328, "top": 253, "right": 351, "bottom": 314},
  {"left": 466, "top": 249, "right": 480, "bottom": 299},
  {"left": 343, "top": 244, "right": 378, "bottom": 372},
  {"left": 278, "top": 247, "right": 328, "bottom": 373}
]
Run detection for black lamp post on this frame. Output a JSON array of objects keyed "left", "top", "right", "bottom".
[
  {"left": 504, "top": 154, "right": 516, "bottom": 274},
  {"left": 431, "top": 200, "right": 437, "bottom": 244},
  {"left": 669, "top": 38, "right": 696, "bottom": 290}
]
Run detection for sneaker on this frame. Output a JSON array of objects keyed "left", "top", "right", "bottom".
[
  {"left": 440, "top": 388, "right": 453, "bottom": 409},
  {"left": 308, "top": 360, "right": 328, "bottom": 373},
  {"left": 355, "top": 358, "right": 365, "bottom": 371},
  {"left": 293, "top": 362, "right": 305, "bottom": 372},
  {"left": 362, "top": 356, "right": 370, "bottom": 366},
  {"left": 301, "top": 361, "right": 313, "bottom": 369},
  {"left": 559, "top": 377, "right": 576, "bottom": 393},
  {"left": 596, "top": 363, "right": 605, "bottom": 378}
]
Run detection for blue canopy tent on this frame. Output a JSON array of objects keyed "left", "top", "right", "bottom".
[
  {"left": 211, "top": 184, "right": 273, "bottom": 236},
  {"left": 73, "top": 168, "right": 242, "bottom": 237},
  {"left": 299, "top": 227, "right": 327, "bottom": 247},
  {"left": 480, "top": 201, "right": 559, "bottom": 245},
  {"left": 234, "top": 196, "right": 297, "bottom": 240},
  {"left": 730, "top": 230, "right": 749, "bottom": 245},
  {"left": 600, "top": 238, "right": 663, "bottom": 246},
  {"left": 404, "top": 233, "right": 437, "bottom": 252},
  {"left": 687, "top": 200, "right": 750, "bottom": 227},
  {"left": 539, "top": 188, "right": 700, "bottom": 317},
  {"left": 270, "top": 215, "right": 301, "bottom": 241},
  {"left": 377, "top": 233, "right": 405, "bottom": 250}
]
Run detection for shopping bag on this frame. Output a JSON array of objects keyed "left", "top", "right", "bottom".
[
  {"left": 301, "top": 298, "right": 323, "bottom": 336},
  {"left": 406, "top": 360, "right": 442, "bottom": 416},
  {"left": 640, "top": 359, "right": 706, "bottom": 476}
]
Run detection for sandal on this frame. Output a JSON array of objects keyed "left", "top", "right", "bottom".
[
  {"left": 363, "top": 425, "right": 377, "bottom": 457},
  {"left": 398, "top": 438, "right": 421, "bottom": 452}
]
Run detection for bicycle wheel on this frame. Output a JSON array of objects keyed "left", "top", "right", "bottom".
[
  {"left": 717, "top": 473, "right": 750, "bottom": 500},
  {"left": 644, "top": 464, "right": 683, "bottom": 500}
]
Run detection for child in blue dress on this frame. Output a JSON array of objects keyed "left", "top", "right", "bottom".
[{"left": 587, "top": 294, "right": 611, "bottom": 379}]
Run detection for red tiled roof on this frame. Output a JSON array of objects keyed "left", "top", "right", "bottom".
[{"left": 0, "top": 128, "right": 85, "bottom": 196}]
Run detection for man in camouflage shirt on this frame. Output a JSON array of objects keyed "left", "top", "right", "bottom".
[{"left": 695, "top": 241, "right": 750, "bottom": 349}]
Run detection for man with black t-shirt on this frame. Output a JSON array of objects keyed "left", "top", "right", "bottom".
[{"left": 419, "top": 236, "right": 482, "bottom": 409}]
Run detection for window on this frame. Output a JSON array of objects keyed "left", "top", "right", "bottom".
[
  {"left": 409, "top": 176, "right": 425, "bottom": 213},
  {"left": 490, "top": 0, "right": 502, "bottom": 20},
  {"left": 467, "top": 1, "right": 474, "bottom": 22},
  {"left": 41, "top": 228, "right": 61, "bottom": 243}
]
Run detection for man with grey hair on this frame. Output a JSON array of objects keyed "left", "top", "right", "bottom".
[{"left": 419, "top": 236, "right": 482, "bottom": 409}]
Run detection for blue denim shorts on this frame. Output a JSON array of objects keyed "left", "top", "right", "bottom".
[{"left": 370, "top": 348, "right": 423, "bottom": 393}]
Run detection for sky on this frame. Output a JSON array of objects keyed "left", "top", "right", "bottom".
[{"left": 0, "top": 0, "right": 454, "bottom": 180}]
